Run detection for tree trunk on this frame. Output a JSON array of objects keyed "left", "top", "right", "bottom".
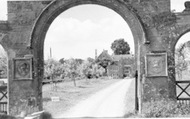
[
  {"left": 73, "top": 78, "right": 77, "bottom": 87},
  {"left": 104, "top": 68, "right": 108, "bottom": 76}
]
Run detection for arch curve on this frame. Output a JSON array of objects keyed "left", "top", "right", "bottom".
[
  {"left": 27, "top": 0, "right": 146, "bottom": 111},
  {"left": 30, "top": 0, "right": 145, "bottom": 49},
  {"left": 29, "top": 0, "right": 146, "bottom": 81},
  {"left": 172, "top": 29, "right": 190, "bottom": 51}
]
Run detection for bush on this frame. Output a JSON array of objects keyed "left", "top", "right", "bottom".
[
  {"left": 142, "top": 99, "right": 190, "bottom": 117},
  {"left": 0, "top": 114, "right": 16, "bottom": 119}
]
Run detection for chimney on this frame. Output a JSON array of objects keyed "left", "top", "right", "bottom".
[{"left": 95, "top": 49, "right": 97, "bottom": 59}]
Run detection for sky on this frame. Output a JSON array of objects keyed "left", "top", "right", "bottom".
[
  {"left": 0, "top": 0, "right": 190, "bottom": 60},
  {"left": 44, "top": 5, "right": 133, "bottom": 60}
]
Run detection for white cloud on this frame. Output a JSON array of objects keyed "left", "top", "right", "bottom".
[
  {"left": 0, "top": 2, "right": 134, "bottom": 60},
  {"left": 44, "top": 15, "right": 133, "bottom": 60},
  {"left": 1, "top": 0, "right": 188, "bottom": 60},
  {"left": 44, "top": 17, "right": 102, "bottom": 59}
]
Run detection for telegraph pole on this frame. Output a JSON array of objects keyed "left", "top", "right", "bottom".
[
  {"left": 50, "top": 47, "right": 52, "bottom": 58},
  {"left": 95, "top": 49, "right": 97, "bottom": 59}
]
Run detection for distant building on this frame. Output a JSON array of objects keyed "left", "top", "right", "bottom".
[{"left": 96, "top": 50, "right": 135, "bottom": 78}]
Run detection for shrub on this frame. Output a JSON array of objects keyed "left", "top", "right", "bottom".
[
  {"left": 0, "top": 114, "right": 16, "bottom": 119},
  {"left": 142, "top": 99, "right": 190, "bottom": 117}
]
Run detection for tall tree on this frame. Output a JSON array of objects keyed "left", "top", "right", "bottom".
[{"left": 111, "top": 38, "right": 130, "bottom": 55}]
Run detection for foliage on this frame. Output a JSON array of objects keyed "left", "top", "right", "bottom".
[
  {"left": 0, "top": 51, "right": 7, "bottom": 78},
  {"left": 39, "top": 112, "right": 52, "bottom": 119},
  {"left": 79, "top": 60, "right": 93, "bottom": 79},
  {"left": 75, "top": 58, "right": 84, "bottom": 65},
  {"left": 0, "top": 114, "right": 16, "bottom": 119},
  {"left": 95, "top": 51, "right": 112, "bottom": 75},
  {"left": 175, "top": 42, "right": 190, "bottom": 80},
  {"left": 59, "top": 58, "right": 65, "bottom": 64},
  {"left": 111, "top": 38, "right": 130, "bottom": 55},
  {"left": 44, "top": 59, "right": 65, "bottom": 80},
  {"left": 96, "top": 59, "right": 111, "bottom": 75},
  {"left": 142, "top": 99, "right": 190, "bottom": 118},
  {"left": 44, "top": 57, "right": 105, "bottom": 85},
  {"left": 152, "top": 12, "right": 177, "bottom": 29},
  {"left": 91, "top": 64, "right": 105, "bottom": 78},
  {"left": 64, "top": 58, "right": 80, "bottom": 86},
  {"left": 79, "top": 60, "right": 104, "bottom": 79},
  {"left": 87, "top": 57, "right": 94, "bottom": 63}
]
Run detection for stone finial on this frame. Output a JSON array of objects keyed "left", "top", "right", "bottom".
[
  {"left": 183, "top": 1, "right": 190, "bottom": 13},
  {"left": 185, "top": 1, "right": 190, "bottom": 9}
]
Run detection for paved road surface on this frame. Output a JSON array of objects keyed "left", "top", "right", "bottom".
[{"left": 56, "top": 78, "right": 134, "bottom": 118}]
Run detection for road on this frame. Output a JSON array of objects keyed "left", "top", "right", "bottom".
[{"left": 56, "top": 78, "right": 134, "bottom": 118}]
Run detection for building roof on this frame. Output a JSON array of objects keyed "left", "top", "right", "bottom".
[{"left": 96, "top": 50, "right": 112, "bottom": 61}]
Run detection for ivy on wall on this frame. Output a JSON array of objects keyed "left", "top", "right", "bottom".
[
  {"left": 119, "top": 0, "right": 177, "bottom": 30},
  {"left": 152, "top": 12, "right": 177, "bottom": 29}
]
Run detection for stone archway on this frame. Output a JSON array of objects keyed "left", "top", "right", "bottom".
[
  {"left": 29, "top": 0, "right": 146, "bottom": 112},
  {"left": 171, "top": 30, "right": 190, "bottom": 103},
  {"left": 4, "top": 0, "right": 190, "bottom": 116}
]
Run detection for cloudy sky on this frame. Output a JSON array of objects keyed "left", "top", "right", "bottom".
[
  {"left": 0, "top": 0, "right": 189, "bottom": 60},
  {"left": 44, "top": 5, "right": 133, "bottom": 60}
]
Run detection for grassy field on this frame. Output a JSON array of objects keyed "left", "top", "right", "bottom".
[{"left": 42, "top": 78, "right": 121, "bottom": 117}]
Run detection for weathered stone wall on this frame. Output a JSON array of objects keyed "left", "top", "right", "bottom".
[
  {"left": 1, "top": 1, "right": 51, "bottom": 115},
  {"left": 1, "top": 0, "right": 190, "bottom": 116},
  {"left": 121, "top": 0, "right": 177, "bottom": 102}
]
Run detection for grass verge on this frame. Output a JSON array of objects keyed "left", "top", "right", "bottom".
[
  {"left": 125, "top": 99, "right": 190, "bottom": 118},
  {"left": 42, "top": 78, "right": 120, "bottom": 117}
]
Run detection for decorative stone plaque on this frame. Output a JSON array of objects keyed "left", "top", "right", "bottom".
[
  {"left": 145, "top": 53, "right": 168, "bottom": 77},
  {"left": 13, "top": 58, "right": 33, "bottom": 80}
]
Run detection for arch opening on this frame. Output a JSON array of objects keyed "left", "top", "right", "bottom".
[
  {"left": 174, "top": 32, "right": 190, "bottom": 102},
  {"left": 43, "top": 4, "right": 135, "bottom": 117},
  {"left": 175, "top": 32, "right": 190, "bottom": 81},
  {"left": 29, "top": 0, "right": 146, "bottom": 116}
]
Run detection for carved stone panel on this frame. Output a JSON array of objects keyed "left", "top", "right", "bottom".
[
  {"left": 145, "top": 53, "right": 168, "bottom": 77},
  {"left": 13, "top": 58, "right": 33, "bottom": 80}
]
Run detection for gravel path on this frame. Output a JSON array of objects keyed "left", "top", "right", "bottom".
[{"left": 56, "top": 78, "right": 133, "bottom": 118}]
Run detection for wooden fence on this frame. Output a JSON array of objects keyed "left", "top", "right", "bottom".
[
  {"left": 176, "top": 80, "right": 190, "bottom": 105},
  {"left": 0, "top": 85, "right": 7, "bottom": 114}
]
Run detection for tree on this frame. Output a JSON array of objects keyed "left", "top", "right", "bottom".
[
  {"left": 87, "top": 57, "right": 94, "bottom": 63},
  {"left": 79, "top": 60, "right": 93, "bottom": 79},
  {"left": 79, "top": 60, "right": 104, "bottom": 79},
  {"left": 95, "top": 50, "right": 112, "bottom": 75},
  {"left": 59, "top": 58, "right": 65, "bottom": 64},
  {"left": 111, "top": 38, "right": 130, "bottom": 55},
  {"left": 64, "top": 58, "right": 80, "bottom": 86},
  {"left": 175, "top": 42, "right": 190, "bottom": 80},
  {"left": 75, "top": 58, "right": 84, "bottom": 65},
  {"left": 91, "top": 64, "right": 105, "bottom": 78},
  {"left": 0, "top": 50, "right": 7, "bottom": 78},
  {"left": 44, "top": 59, "right": 65, "bottom": 80}
]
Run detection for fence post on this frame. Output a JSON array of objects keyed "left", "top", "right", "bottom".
[{"left": 135, "top": 70, "right": 139, "bottom": 112}]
